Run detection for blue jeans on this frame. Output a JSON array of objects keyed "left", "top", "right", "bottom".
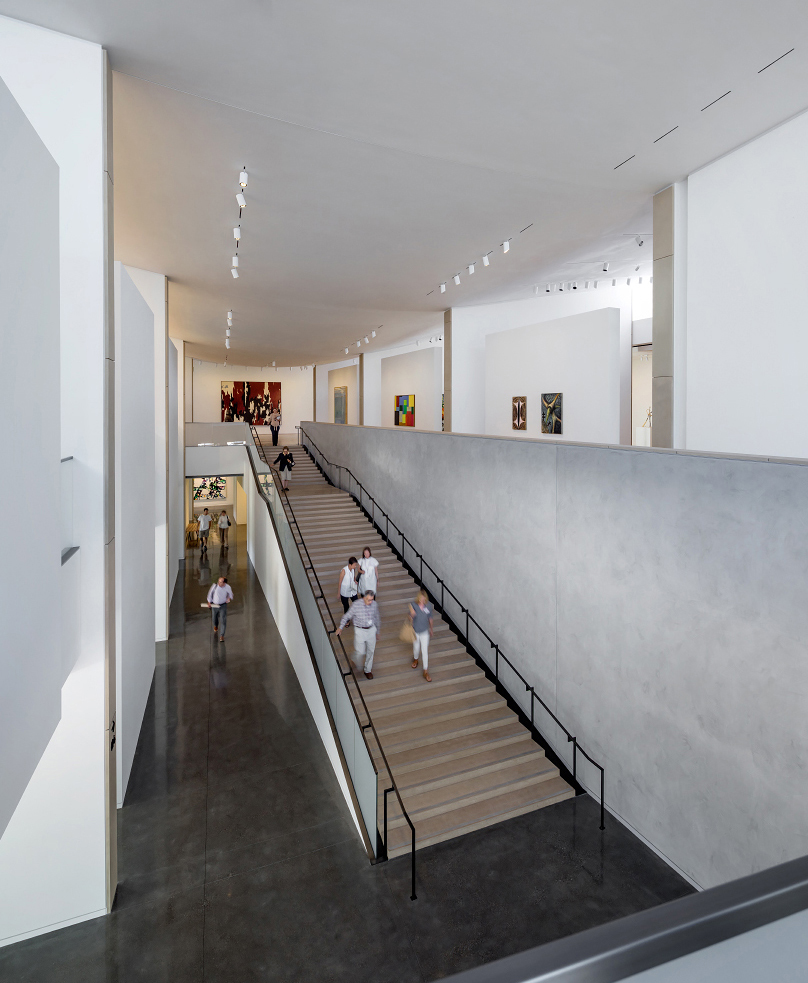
[{"left": 212, "top": 603, "right": 227, "bottom": 639}]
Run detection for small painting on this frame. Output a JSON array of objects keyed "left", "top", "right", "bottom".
[
  {"left": 334, "top": 386, "right": 348, "bottom": 425},
  {"left": 512, "top": 396, "right": 527, "bottom": 430},
  {"left": 395, "top": 394, "right": 415, "bottom": 427},
  {"left": 541, "top": 393, "right": 563, "bottom": 434},
  {"left": 221, "top": 381, "right": 281, "bottom": 424},
  {"left": 193, "top": 476, "right": 227, "bottom": 501}
]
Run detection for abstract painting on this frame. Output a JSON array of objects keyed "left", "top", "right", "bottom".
[
  {"left": 512, "top": 396, "right": 527, "bottom": 430},
  {"left": 395, "top": 394, "right": 415, "bottom": 427},
  {"left": 193, "top": 476, "right": 227, "bottom": 501},
  {"left": 334, "top": 386, "right": 348, "bottom": 425},
  {"left": 541, "top": 392, "right": 563, "bottom": 434},
  {"left": 221, "top": 381, "right": 281, "bottom": 424}
]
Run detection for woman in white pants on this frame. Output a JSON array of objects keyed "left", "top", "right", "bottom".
[
  {"left": 408, "top": 589, "right": 434, "bottom": 682},
  {"left": 358, "top": 547, "right": 380, "bottom": 596}
]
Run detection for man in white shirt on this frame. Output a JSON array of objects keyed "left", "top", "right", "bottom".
[
  {"left": 198, "top": 508, "right": 212, "bottom": 553},
  {"left": 207, "top": 576, "right": 234, "bottom": 642}
]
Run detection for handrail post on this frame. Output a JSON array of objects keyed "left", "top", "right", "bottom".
[
  {"left": 465, "top": 608, "right": 470, "bottom": 647},
  {"left": 572, "top": 736, "right": 578, "bottom": 782},
  {"left": 440, "top": 580, "right": 444, "bottom": 612},
  {"left": 495, "top": 644, "right": 499, "bottom": 682},
  {"left": 411, "top": 826, "right": 417, "bottom": 901},
  {"left": 600, "top": 769, "right": 605, "bottom": 830},
  {"left": 383, "top": 786, "right": 393, "bottom": 861},
  {"left": 419, "top": 554, "right": 423, "bottom": 587}
]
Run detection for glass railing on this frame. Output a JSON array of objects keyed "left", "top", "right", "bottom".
[{"left": 244, "top": 444, "right": 379, "bottom": 854}]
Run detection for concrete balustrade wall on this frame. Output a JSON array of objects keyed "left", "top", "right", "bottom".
[{"left": 302, "top": 421, "right": 808, "bottom": 890}]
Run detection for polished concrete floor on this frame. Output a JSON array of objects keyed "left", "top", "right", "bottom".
[{"left": 0, "top": 528, "right": 694, "bottom": 982}]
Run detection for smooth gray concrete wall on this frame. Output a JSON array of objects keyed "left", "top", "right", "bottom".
[{"left": 303, "top": 422, "right": 808, "bottom": 889}]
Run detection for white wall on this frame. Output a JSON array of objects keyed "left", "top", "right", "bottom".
[
  {"left": 362, "top": 339, "right": 443, "bottom": 428},
  {"left": 114, "top": 264, "right": 156, "bottom": 806},
  {"left": 380, "top": 347, "right": 443, "bottom": 431},
  {"left": 0, "top": 17, "right": 110, "bottom": 945},
  {"left": 451, "top": 282, "right": 647, "bottom": 441},
  {"left": 327, "top": 365, "right": 359, "bottom": 424},
  {"left": 485, "top": 309, "right": 621, "bottom": 444},
  {"left": 685, "top": 108, "right": 808, "bottom": 459},
  {"left": 169, "top": 338, "right": 183, "bottom": 596},
  {"left": 316, "top": 357, "right": 358, "bottom": 422},
  {"left": 190, "top": 359, "right": 312, "bottom": 439},
  {"left": 0, "top": 76, "right": 62, "bottom": 840}
]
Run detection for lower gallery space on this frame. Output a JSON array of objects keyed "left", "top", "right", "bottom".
[{"left": 0, "top": 528, "right": 692, "bottom": 983}]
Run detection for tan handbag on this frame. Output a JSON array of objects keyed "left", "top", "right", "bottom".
[{"left": 399, "top": 620, "right": 416, "bottom": 644}]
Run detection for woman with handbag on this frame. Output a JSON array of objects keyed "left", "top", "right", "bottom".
[
  {"left": 407, "top": 589, "right": 434, "bottom": 682},
  {"left": 218, "top": 509, "right": 231, "bottom": 547}
]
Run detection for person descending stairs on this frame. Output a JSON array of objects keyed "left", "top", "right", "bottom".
[{"left": 276, "top": 446, "right": 574, "bottom": 857}]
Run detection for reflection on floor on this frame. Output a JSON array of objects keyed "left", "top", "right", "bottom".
[{"left": 0, "top": 528, "right": 694, "bottom": 982}]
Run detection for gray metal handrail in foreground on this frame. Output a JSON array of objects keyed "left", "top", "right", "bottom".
[
  {"left": 299, "top": 424, "right": 605, "bottom": 829},
  {"left": 438, "top": 853, "right": 808, "bottom": 983}
]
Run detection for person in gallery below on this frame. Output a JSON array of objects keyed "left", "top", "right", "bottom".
[
  {"left": 207, "top": 576, "right": 233, "bottom": 642},
  {"left": 336, "top": 590, "right": 381, "bottom": 680},
  {"left": 198, "top": 508, "right": 212, "bottom": 552},
  {"left": 338, "top": 556, "right": 359, "bottom": 613},
  {"left": 269, "top": 408, "right": 281, "bottom": 446},
  {"left": 358, "top": 547, "right": 380, "bottom": 596},
  {"left": 218, "top": 509, "right": 231, "bottom": 547},
  {"left": 408, "top": 589, "right": 434, "bottom": 682},
  {"left": 273, "top": 446, "right": 294, "bottom": 490}
]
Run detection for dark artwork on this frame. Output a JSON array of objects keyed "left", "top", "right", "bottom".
[
  {"left": 221, "top": 381, "right": 281, "bottom": 424},
  {"left": 512, "top": 396, "right": 527, "bottom": 430},
  {"left": 541, "top": 392, "right": 563, "bottom": 434}
]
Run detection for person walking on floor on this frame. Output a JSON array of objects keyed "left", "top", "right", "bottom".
[
  {"left": 269, "top": 408, "right": 281, "bottom": 447},
  {"left": 408, "top": 589, "right": 434, "bottom": 682},
  {"left": 336, "top": 590, "right": 381, "bottom": 679},
  {"left": 198, "top": 508, "right": 212, "bottom": 552},
  {"left": 218, "top": 509, "right": 231, "bottom": 547},
  {"left": 338, "top": 556, "right": 360, "bottom": 613},
  {"left": 207, "top": 575, "right": 233, "bottom": 642},
  {"left": 358, "top": 547, "right": 380, "bottom": 597},
  {"left": 273, "top": 446, "right": 294, "bottom": 490}
]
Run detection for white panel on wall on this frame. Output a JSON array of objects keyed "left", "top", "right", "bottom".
[
  {"left": 114, "top": 263, "right": 156, "bottom": 806},
  {"left": 316, "top": 357, "right": 357, "bottom": 422},
  {"left": 686, "top": 109, "right": 808, "bottom": 458},
  {"left": 484, "top": 308, "right": 621, "bottom": 444},
  {"left": 381, "top": 347, "right": 443, "bottom": 431},
  {"left": 0, "top": 74, "right": 61, "bottom": 841},
  {"left": 168, "top": 338, "right": 183, "bottom": 599}
]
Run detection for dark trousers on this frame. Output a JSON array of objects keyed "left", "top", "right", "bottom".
[
  {"left": 341, "top": 595, "right": 356, "bottom": 613},
  {"left": 212, "top": 603, "right": 227, "bottom": 639},
  {"left": 270, "top": 426, "right": 280, "bottom": 446}
]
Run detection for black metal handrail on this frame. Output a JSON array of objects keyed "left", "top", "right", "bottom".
[
  {"left": 299, "top": 424, "right": 606, "bottom": 830},
  {"left": 245, "top": 439, "right": 417, "bottom": 897}
]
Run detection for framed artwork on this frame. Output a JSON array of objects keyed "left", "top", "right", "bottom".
[
  {"left": 512, "top": 396, "right": 527, "bottom": 430},
  {"left": 193, "top": 476, "right": 227, "bottom": 501},
  {"left": 541, "top": 393, "right": 563, "bottom": 434},
  {"left": 395, "top": 394, "right": 415, "bottom": 427},
  {"left": 221, "top": 381, "right": 281, "bottom": 425},
  {"left": 334, "top": 386, "right": 348, "bottom": 425}
]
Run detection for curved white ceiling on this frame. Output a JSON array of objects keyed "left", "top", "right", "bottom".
[{"left": 2, "top": 0, "right": 807, "bottom": 363}]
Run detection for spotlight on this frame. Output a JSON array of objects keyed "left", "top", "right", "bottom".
[
  {"left": 233, "top": 226, "right": 241, "bottom": 240},
  {"left": 584, "top": 281, "right": 590, "bottom": 289},
  {"left": 371, "top": 330, "right": 376, "bottom": 338},
  {"left": 502, "top": 240, "right": 510, "bottom": 253},
  {"left": 602, "top": 262, "right": 609, "bottom": 272},
  {"left": 482, "top": 254, "right": 490, "bottom": 267},
  {"left": 227, "top": 310, "right": 233, "bottom": 318},
  {"left": 626, "top": 278, "right": 631, "bottom": 285},
  {"left": 635, "top": 265, "right": 640, "bottom": 272},
  {"left": 559, "top": 283, "right": 564, "bottom": 292},
  {"left": 440, "top": 283, "right": 446, "bottom": 293},
  {"left": 545, "top": 284, "right": 551, "bottom": 293},
  {"left": 593, "top": 280, "right": 599, "bottom": 288},
  {"left": 468, "top": 263, "right": 475, "bottom": 275},
  {"left": 639, "top": 277, "right": 643, "bottom": 284},
  {"left": 231, "top": 268, "right": 239, "bottom": 278},
  {"left": 533, "top": 285, "right": 539, "bottom": 295},
  {"left": 231, "top": 256, "right": 238, "bottom": 268},
  {"left": 344, "top": 348, "right": 349, "bottom": 355},
  {"left": 572, "top": 281, "right": 578, "bottom": 290},
  {"left": 239, "top": 170, "right": 248, "bottom": 188},
  {"left": 225, "top": 338, "right": 231, "bottom": 349},
  {"left": 272, "top": 361, "right": 276, "bottom": 366},
  {"left": 364, "top": 336, "right": 369, "bottom": 344},
  {"left": 635, "top": 236, "right": 643, "bottom": 247},
  {"left": 226, "top": 327, "right": 231, "bottom": 337},
  {"left": 236, "top": 192, "right": 246, "bottom": 208},
  {"left": 453, "top": 274, "right": 461, "bottom": 285}
]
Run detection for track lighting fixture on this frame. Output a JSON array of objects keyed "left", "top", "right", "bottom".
[
  {"left": 572, "top": 281, "right": 578, "bottom": 290},
  {"left": 612, "top": 279, "right": 617, "bottom": 287},
  {"left": 593, "top": 280, "right": 599, "bottom": 288},
  {"left": 468, "top": 263, "right": 475, "bottom": 275},
  {"left": 638, "top": 277, "right": 643, "bottom": 284},
  {"left": 227, "top": 313, "right": 233, "bottom": 324},
  {"left": 233, "top": 227, "right": 241, "bottom": 240},
  {"left": 371, "top": 330, "right": 376, "bottom": 338},
  {"left": 584, "top": 281, "right": 590, "bottom": 289},
  {"left": 231, "top": 269, "right": 239, "bottom": 278},
  {"left": 559, "top": 283, "right": 564, "bottom": 292},
  {"left": 533, "top": 285, "right": 539, "bottom": 295},
  {"left": 453, "top": 274, "right": 461, "bottom": 285},
  {"left": 226, "top": 327, "right": 230, "bottom": 337},
  {"left": 602, "top": 262, "right": 609, "bottom": 272},
  {"left": 364, "top": 336, "right": 369, "bottom": 344},
  {"left": 344, "top": 348, "right": 349, "bottom": 355},
  {"left": 225, "top": 338, "right": 231, "bottom": 349},
  {"left": 272, "top": 361, "right": 276, "bottom": 366},
  {"left": 502, "top": 240, "right": 510, "bottom": 254},
  {"left": 626, "top": 278, "right": 631, "bottom": 286},
  {"left": 236, "top": 193, "right": 246, "bottom": 208},
  {"left": 635, "top": 236, "right": 643, "bottom": 247},
  {"left": 239, "top": 170, "right": 248, "bottom": 188},
  {"left": 482, "top": 254, "right": 490, "bottom": 267},
  {"left": 440, "top": 283, "right": 446, "bottom": 293},
  {"left": 232, "top": 256, "right": 238, "bottom": 267},
  {"left": 635, "top": 265, "right": 640, "bottom": 272},
  {"left": 545, "top": 284, "right": 551, "bottom": 293}
]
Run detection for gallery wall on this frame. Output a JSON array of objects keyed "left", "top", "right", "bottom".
[
  {"left": 685, "top": 108, "right": 808, "bottom": 459},
  {"left": 0, "top": 16, "right": 110, "bottom": 945},
  {"left": 114, "top": 264, "right": 156, "bottom": 807},
  {"left": 484, "top": 308, "right": 621, "bottom": 443},
  {"left": 305, "top": 422, "right": 808, "bottom": 891},
  {"left": 380, "top": 347, "right": 443, "bottom": 431},
  {"left": 327, "top": 365, "right": 359, "bottom": 424},
  {"left": 451, "top": 282, "right": 648, "bottom": 441}
]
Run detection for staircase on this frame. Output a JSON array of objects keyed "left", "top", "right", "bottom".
[{"left": 280, "top": 446, "right": 574, "bottom": 857}]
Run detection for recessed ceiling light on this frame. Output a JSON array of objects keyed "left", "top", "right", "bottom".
[
  {"left": 239, "top": 170, "right": 248, "bottom": 188},
  {"left": 236, "top": 193, "right": 246, "bottom": 208}
]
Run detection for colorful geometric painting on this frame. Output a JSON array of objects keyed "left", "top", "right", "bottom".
[
  {"left": 395, "top": 394, "right": 415, "bottom": 427},
  {"left": 193, "top": 476, "right": 227, "bottom": 501},
  {"left": 541, "top": 392, "right": 563, "bottom": 434},
  {"left": 512, "top": 396, "right": 527, "bottom": 430},
  {"left": 221, "top": 381, "right": 281, "bottom": 425},
  {"left": 334, "top": 386, "right": 348, "bottom": 425}
]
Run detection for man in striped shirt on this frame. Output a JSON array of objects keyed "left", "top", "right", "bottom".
[
  {"left": 336, "top": 590, "right": 381, "bottom": 679},
  {"left": 207, "top": 576, "right": 234, "bottom": 642}
]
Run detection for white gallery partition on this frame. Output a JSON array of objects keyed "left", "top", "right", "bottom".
[{"left": 302, "top": 421, "right": 808, "bottom": 890}]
